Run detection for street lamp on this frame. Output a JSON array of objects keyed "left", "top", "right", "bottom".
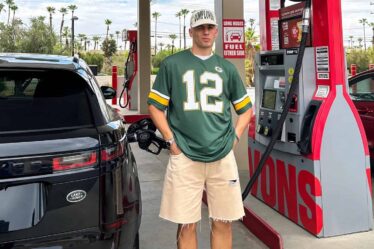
[{"left": 71, "top": 16, "right": 79, "bottom": 56}]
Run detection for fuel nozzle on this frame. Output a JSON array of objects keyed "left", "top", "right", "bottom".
[{"left": 302, "top": 3, "right": 311, "bottom": 33}]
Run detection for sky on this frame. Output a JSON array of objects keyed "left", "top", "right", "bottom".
[{"left": 0, "top": 0, "right": 373, "bottom": 49}]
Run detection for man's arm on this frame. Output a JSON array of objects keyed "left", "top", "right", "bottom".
[
  {"left": 148, "top": 104, "right": 181, "bottom": 155},
  {"left": 234, "top": 107, "right": 253, "bottom": 146}
]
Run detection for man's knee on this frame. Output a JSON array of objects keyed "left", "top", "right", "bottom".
[
  {"left": 178, "top": 223, "right": 197, "bottom": 235},
  {"left": 211, "top": 220, "right": 232, "bottom": 233}
]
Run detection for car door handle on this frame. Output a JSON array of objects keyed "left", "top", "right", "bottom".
[{"left": 357, "top": 109, "right": 370, "bottom": 114}]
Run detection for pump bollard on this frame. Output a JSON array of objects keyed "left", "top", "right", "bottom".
[
  {"left": 350, "top": 64, "right": 357, "bottom": 76},
  {"left": 112, "top": 66, "right": 118, "bottom": 105}
]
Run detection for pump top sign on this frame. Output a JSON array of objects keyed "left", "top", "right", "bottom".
[{"left": 223, "top": 19, "right": 245, "bottom": 58}]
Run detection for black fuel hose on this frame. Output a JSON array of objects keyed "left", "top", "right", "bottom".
[
  {"left": 119, "top": 41, "right": 137, "bottom": 108},
  {"left": 242, "top": 0, "right": 312, "bottom": 200}
]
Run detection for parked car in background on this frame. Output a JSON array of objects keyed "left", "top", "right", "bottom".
[
  {"left": 349, "top": 68, "right": 374, "bottom": 167},
  {"left": 0, "top": 54, "right": 141, "bottom": 249}
]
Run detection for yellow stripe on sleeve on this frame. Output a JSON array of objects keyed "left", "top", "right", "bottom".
[
  {"left": 148, "top": 92, "right": 169, "bottom": 106},
  {"left": 234, "top": 96, "right": 251, "bottom": 111}
]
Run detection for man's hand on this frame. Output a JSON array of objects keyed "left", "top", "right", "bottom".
[
  {"left": 233, "top": 138, "right": 239, "bottom": 148},
  {"left": 170, "top": 142, "right": 182, "bottom": 155}
]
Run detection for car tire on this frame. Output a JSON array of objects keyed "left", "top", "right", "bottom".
[{"left": 133, "top": 233, "right": 139, "bottom": 249}]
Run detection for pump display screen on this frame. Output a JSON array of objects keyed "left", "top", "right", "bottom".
[{"left": 262, "top": 89, "right": 277, "bottom": 110}]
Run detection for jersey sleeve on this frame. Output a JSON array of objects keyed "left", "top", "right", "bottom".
[
  {"left": 147, "top": 61, "right": 171, "bottom": 110},
  {"left": 229, "top": 68, "right": 252, "bottom": 115}
]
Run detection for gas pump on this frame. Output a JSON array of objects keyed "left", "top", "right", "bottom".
[
  {"left": 247, "top": 0, "right": 373, "bottom": 237},
  {"left": 119, "top": 30, "right": 138, "bottom": 110}
]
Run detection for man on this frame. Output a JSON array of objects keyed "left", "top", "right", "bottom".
[{"left": 147, "top": 9, "right": 252, "bottom": 249}]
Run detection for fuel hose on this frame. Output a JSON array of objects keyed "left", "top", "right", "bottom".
[
  {"left": 119, "top": 41, "right": 137, "bottom": 108},
  {"left": 241, "top": 0, "right": 312, "bottom": 200}
]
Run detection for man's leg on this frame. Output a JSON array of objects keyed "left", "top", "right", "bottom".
[
  {"left": 159, "top": 153, "right": 205, "bottom": 248},
  {"left": 205, "top": 151, "right": 245, "bottom": 249},
  {"left": 177, "top": 223, "right": 198, "bottom": 249},
  {"left": 211, "top": 220, "right": 232, "bottom": 249}
]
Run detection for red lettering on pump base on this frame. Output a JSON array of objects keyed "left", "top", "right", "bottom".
[
  {"left": 367, "top": 168, "right": 372, "bottom": 196},
  {"left": 261, "top": 157, "right": 276, "bottom": 207},
  {"left": 298, "top": 170, "right": 323, "bottom": 234},
  {"left": 276, "top": 160, "right": 298, "bottom": 223},
  {"left": 248, "top": 148, "right": 324, "bottom": 235},
  {"left": 247, "top": 148, "right": 260, "bottom": 196}
]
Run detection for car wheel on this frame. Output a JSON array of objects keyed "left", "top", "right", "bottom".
[{"left": 133, "top": 233, "right": 139, "bottom": 249}]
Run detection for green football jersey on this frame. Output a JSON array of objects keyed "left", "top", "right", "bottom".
[{"left": 148, "top": 49, "right": 252, "bottom": 162}]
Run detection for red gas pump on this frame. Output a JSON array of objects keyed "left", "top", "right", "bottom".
[
  {"left": 246, "top": 0, "right": 373, "bottom": 238},
  {"left": 120, "top": 30, "right": 138, "bottom": 109}
]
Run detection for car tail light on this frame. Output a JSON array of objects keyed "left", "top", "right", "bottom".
[
  {"left": 53, "top": 151, "right": 97, "bottom": 171},
  {"left": 104, "top": 218, "right": 128, "bottom": 230},
  {"left": 101, "top": 143, "right": 125, "bottom": 162}
]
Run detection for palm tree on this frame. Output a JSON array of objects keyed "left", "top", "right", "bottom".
[
  {"left": 83, "top": 36, "right": 88, "bottom": 51},
  {"left": 245, "top": 18, "right": 259, "bottom": 86},
  {"left": 5, "top": 0, "right": 14, "bottom": 25},
  {"left": 358, "top": 37, "right": 363, "bottom": 48},
  {"left": 62, "top": 26, "right": 70, "bottom": 47},
  {"left": 152, "top": 12, "right": 161, "bottom": 54},
  {"left": 46, "top": 6, "right": 55, "bottom": 31},
  {"left": 359, "top": 18, "right": 368, "bottom": 50},
  {"left": 37, "top": 16, "right": 46, "bottom": 22},
  {"left": 169, "top": 34, "right": 177, "bottom": 53},
  {"left": 68, "top": 4, "right": 77, "bottom": 19},
  {"left": 78, "top": 33, "right": 86, "bottom": 49},
  {"left": 0, "top": 3, "right": 5, "bottom": 18},
  {"left": 86, "top": 40, "right": 91, "bottom": 51},
  {"left": 115, "top": 30, "right": 120, "bottom": 47},
  {"left": 180, "top": 9, "right": 189, "bottom": 49},
  {"left": 349, "top": 35, "right": 354, "bottom": 48},
  {"left": 176, "top": 11, "right": 182, "bottom": 49},
  {"left": 159, "top": 42, "right": 164, "bottom": 51},
  {"left": 10, "top": 4, "right": 17, "bottom": 24},
  {"left": 59, "top": 7, "right": 67, "bottom": 43},
  {"left": 92, "top": 36, "right": 100, "bottom": 50},
  {"left": 105, "top": 19, "right": 112, "bottom": 39},
  {"left": 369, "top": 22, "right": 374, "bottom": 47}
]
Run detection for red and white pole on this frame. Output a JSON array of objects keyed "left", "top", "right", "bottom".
[
  {"left": 350, "top": 64, "right": 357, "bottom": 76},
  {"left": 112, "top": 66, "right": 118, "bottom": 105}
]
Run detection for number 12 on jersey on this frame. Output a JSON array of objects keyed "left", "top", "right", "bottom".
[{"left": 183, "top": 70, "right": 223, "bottom": 113}]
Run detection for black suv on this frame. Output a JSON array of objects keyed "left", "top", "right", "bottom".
[{"left": 0, "top": 54, "right": 141, "bottom": 249}]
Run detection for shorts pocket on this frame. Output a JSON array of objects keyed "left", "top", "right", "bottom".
[
  {"left": 170, "top": 152, "right": 184, "bottom": 158},
  {"left": 168, "top": 153, "right": 191, "bottom": 172},
  {"left": 219, "top": 151, "right": 239, "bottom": 180}
]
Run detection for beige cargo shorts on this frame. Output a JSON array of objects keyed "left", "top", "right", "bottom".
[{"left": 159, "top": 150, "right": 245, "bottom": 224}]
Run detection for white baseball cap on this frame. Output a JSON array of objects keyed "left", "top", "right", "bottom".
[{"left": 190, "top": 9, "right": 218, "bottom": 28}]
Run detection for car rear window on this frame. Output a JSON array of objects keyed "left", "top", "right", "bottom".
[
  {"left": 0, "top": 70, "right": 94, "bottom": 133},
  {"left": 350, "top": 77, "right": 374, "bottom": 101}
]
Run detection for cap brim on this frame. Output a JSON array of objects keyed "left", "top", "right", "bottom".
[{"left": 191, "top": 20, "right": 218, "bottom": 28}]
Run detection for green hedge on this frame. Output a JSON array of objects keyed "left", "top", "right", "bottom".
[
  {"left": 346, "top": 48, "right": 374, "bottom": 73},
  {"left": 0, "top": 81, "right": 5, "bottom": 94},
  {"left": 151, "top": 67, "right": 159, "bottom": 75},
  {"left": 152, "top": 49, "right": 182, "bottom": 68},
  {"left": 80, "top": 53, "right": 104, "bottom": 73}
]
